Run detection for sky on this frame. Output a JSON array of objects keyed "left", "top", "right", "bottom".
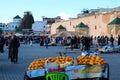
[{"left": 0, "top": 0, "right": 120, "bottom": 23}]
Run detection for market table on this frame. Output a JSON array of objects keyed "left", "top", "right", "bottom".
[
  {"left": 24, "top": 55, "right": 109, "bottom": 80},
  {"left": 24, "top": 63, "right": 109, "bottom": 80}
]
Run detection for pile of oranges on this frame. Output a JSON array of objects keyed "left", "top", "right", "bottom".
[
  {"left": 28, "top": 56, "right": 74, "bottom": 70},
  {"left": 76, "top": 55, "right": 106, "bottom": 65},
  {"left": 28, "top": 55, "right": 106, "bottom": 70},
  {"left": 28, "top": 58, "right": 46, "bottom": 70}
]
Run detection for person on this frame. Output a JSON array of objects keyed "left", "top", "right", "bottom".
[
  {"left": 40, "top": 37, "right": 44, "bottom": 46},
  {"left": 44, "top": 37, "right": 49, "bottom": 48},
  {"left": 0, "top": 34, "right": 5, "bottom": 53},
  {"left": 118, "top": 35, "right": 120, "bottom": 46},
  {"left": 81, "top": 36, "right": 91, "bottom": 53},
  {"left": 29, "top": 37, "right": 33, "bottom": 46},
  {"left": 110, "top": 34, "right": 114, "bottom": 47},
  {"left": 8, "top": 32, "right": 20, "bottom": 63}
]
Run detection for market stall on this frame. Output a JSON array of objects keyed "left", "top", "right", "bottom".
[
  {"left": 24, "top": 55, "right": 109, "bottom": 80},
  {"left": 98, "top": 45, "right": 120, "bottom": 53}
]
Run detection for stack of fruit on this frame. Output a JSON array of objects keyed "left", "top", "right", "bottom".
[
  {"left": 27, "top": 56, "right": 74, "bottom": 70},
  {"left": 27, "top": 55, "right": 106, "bottom": 70},
  {"left": 28, "top": 58, "right": 46, "bottom": 70},
  {"left": 76, "top": 55, "right": 106, "bottom": 65}
]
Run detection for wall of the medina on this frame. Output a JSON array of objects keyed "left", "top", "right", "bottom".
[{"left": 51, "top": 11, "right": 120, "bottom": 37}]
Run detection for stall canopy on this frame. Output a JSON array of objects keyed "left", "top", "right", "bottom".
[{"left": 51, "top": 31, "right": 77, "bottom": 38}]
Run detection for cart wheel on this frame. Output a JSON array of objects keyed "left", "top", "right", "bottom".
[
  {"left": 99, "top": 63, "right": 109, "bottom": 80},
  {"left": 24, "top": 73, "right": 30, "bottom": 80}
]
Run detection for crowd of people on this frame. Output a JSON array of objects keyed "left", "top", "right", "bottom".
[
  {"left": 15, "top": 34, "right": 120, "bottom": 50},
  {"left": 1, "top": 32, "right": 120, "bottom": 64},
  {"left": 96, "top": 35, "right": 115, "bottom": 47}
]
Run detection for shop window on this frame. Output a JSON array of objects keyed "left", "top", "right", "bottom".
[
  {"left": 95, "top": 15, "right": 96, "bottom": 18},
  {"left": 95, "top": 26, "right": 97, "bottom": 30},
  {"left": 70, "top": 22, "right": 71, "bottom": 26}
]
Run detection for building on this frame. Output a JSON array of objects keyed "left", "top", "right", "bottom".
[
  {"left": 42, "top": 16, "right": 62, "bottom": 34},
  {"left": 6, "top": 15, "right": 22, "bottom": 31},
  {"left": 32, "top": 21, "right": 47, "bottom": 33},
  {"left": 51, "top": 6, "right": 120, "bottom": 37},
  {"left": 107, "top": 17, "right": 120, "bottom": 36},
  {"left": 0, "top": 23, "right": 7, "bottom": 30}
]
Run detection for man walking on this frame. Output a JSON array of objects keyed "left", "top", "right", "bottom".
[
  {"left": 9, "top": 32, "right": 20, "bottom": 63},
  {"left": 44, "top": 37, "right": 49, "bottom": 48},
  {"left": 110, "top": 34, "right": 114, "bottom": 47},
  {"left": 0, "top": 34, "right": 5, "bottom": 53}
]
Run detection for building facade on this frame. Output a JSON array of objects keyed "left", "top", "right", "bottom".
[
  {"left": 51, "top": 9, "right": 120, "bottom": 37},
  {"left": 42, "top": 16, "right": 62, "bottom": 34},
  {"left": 0, "top": 23, "right": 7, "bottom": 30},
  {"left": 6, "top": 15, "right": 22, "bottom": 31},
  {"left": 32, "top": 21, "right": 47, "bottom": 33}
]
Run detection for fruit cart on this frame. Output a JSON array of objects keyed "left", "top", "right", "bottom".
[
  {"left": 24, "top": 55, "right": 109, "bottom": 80},
  {"left": 65, "top": 64, "right": 109, "bottom": 80}
]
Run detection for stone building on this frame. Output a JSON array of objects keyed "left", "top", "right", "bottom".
[
  {"left": 42, "top": 16, "right": 62, "bottom": 34},
  {"left": 51, "top": 9, "right": 120, "bottom": 37},
  {"left": 107, "top": 17, "right": 120, "bottom": 37}
]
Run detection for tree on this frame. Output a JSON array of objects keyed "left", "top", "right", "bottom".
[
  {"left": 15, "top": 27, "right": 22, "bottom": 33},
  {"left": 20, "top": 11, "right": 34, "bottom": 29}
]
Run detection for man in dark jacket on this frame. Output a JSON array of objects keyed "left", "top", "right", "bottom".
[
  {"left": 81, "top": 36, "right": 90, "bottom": 52},
  {"left": 0, "top": 35, "right": 5, "bottom": 53},
  {"left": 110, "top": 34, "right": 114, "bottom": 47},
  {"left": 118, "top": 35, "right": 120, "bottom": 46},
  {"left": 9, "top": 32, "right": 20, "bottom": 63}
]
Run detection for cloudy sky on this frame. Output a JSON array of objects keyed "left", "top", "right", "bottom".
[{"left": 0, "top": 0, "right": 120, "bottom": 23}]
